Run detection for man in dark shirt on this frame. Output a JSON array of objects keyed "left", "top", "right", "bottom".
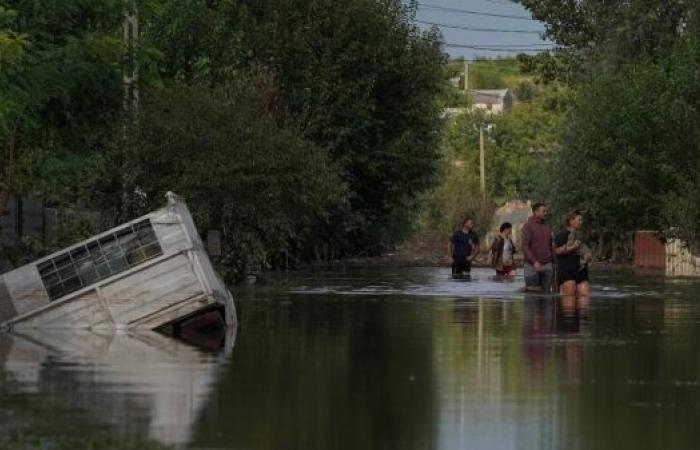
[
  {"left": 448, "top": 218, "right": 480, "bottom": 278},
  {"left": 521, "top": 202, "right": 554, "bottom": 292}
]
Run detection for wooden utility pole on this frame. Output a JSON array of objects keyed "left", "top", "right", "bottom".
[
  {"left": 463, "top": 61, "right": 469, "bottom": 92},
  {"left": 479, "top": 125, "right": 485, "bottom": 198},
  {"left": 123, "top": 1, "right": 139, "bottom": 117}
]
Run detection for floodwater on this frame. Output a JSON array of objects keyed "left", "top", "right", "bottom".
[{"left": 2, "top": 267, "right": 700, "bottom": 450}]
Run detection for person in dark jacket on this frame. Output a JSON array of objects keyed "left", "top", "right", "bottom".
[
  {"left": 521, "top": 203, "right": 554, "bottom": 292},
  {"left": 490, "top": 222, "right": 516, "bottom": 277},
  {"left": 448, "top": 218, "right": 480, "bottom": 278}
]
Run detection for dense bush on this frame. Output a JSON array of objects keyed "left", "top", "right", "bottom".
[
  {"left": 105, "top": 79, "right": 344, "bottom": 281},
  {"left": 2, "top": 0, "right": 446, "bottom": 279}
]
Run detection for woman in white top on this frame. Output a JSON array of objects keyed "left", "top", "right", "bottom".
[{"left": 490, "top": 222, "right": 516, "bottom": 277}]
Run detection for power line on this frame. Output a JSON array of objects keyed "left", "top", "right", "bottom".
[
  {"left": 418, "top": 3, "right": 536, "bottom": 21},
  {"left": 445, "top": 43, "right": 557, "bottom": 53},
  {"left": 459, "top": 58, "right": 521, "bottom": 63},
  {"left": 416, "top": 19, "right": 544, "bottom": 34},
  {"left": 451, "top": 42, "right": 555, "bottom": 48}
]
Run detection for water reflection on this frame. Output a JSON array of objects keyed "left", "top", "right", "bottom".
[
  {"left": 2, "top": 267, "right": 700, "bottom": 449},
  {"left": 0, "top": 327, "right": 234, "bottom": 448}
]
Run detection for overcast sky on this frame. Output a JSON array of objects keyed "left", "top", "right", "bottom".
[{"left": 413, "top": 0, "right": 554, "bottom": 59}]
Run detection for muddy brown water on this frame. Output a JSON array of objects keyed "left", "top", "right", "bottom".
[{"left": 1, "top": 267, "right": 700, "bottom": 449}]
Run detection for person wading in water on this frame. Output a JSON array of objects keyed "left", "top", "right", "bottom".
[
  {"left": 448, "top": 218, "right": 480, "bottom": 279},
  {"left": 554, "top": 211, "right": 592, "bottom": 298},
  {"left": 521, "top": 203, "right": 554, "bottom": 292},
  {"left": 490, "top": 222, "right": 516, "bottom": 277}
]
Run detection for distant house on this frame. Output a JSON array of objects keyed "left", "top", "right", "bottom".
[{"left": 469, "top": 89, "right": 513, "bottom": 114}]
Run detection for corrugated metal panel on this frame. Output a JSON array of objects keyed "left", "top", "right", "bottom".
[
  {"left": 3, "top": 265, "right": 50, "bottom": 315},
  {"left": 152, "top": 215, "right": 189, "bottom": 254},
  {"left": 14, "top": 291, "right": 111, "bottom": 330},
  {"left": 665, "top": 239, "right": 700, "bottom": 277},
  {"left": 167, "top": 195, "right": 224, "bottom": 295},
  {"left": 634, "top": 231, "right": 666, "bottom": 270},
  {"left": 103, "top": 254, "right": 202, "bottom": 325}
]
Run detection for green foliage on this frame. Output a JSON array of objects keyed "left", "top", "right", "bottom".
[
  {"left": 106, "top": 79, "right": 345, "bottom": 281},
  {"left": 517, "top": 0, "right": 695, "bottom": 54},
  {"left": 537, "top": 39, "right": 700, "bottom": 257},
  {"left": 489, "top": 87, "right": 568, "bottom": 201},
  {"left": 1, "top": 0, "right": 446, "bottom": 279},
  {"left": 232, "top": 0, "right": 445, "bottom": 255},
  {"left": 433, "top": 85, "right": 567, "bottom": 208},
  {"left": 419, "top": 160, "right": 494, "bottom": 236},
  {"left": 0, "top": 0, "right": 125, "bottom": 205},
  {"left": 516, "top": 51, "right": 583, "bottom": 84},
  {"left": 468, "top": 62, "right": 510, "bottom": 90},
  {"left": 140, "top": 0, "right": 245, "bottom": 83},
  {"left": 513, "top": 1, "right": 700, "bottom": 259}
]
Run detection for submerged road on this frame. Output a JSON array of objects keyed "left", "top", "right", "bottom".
[{"left": 2, "top": 266, "right": 700, "bottom": 450}]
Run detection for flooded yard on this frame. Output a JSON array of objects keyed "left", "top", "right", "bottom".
[{"left": 2, "top": 267, "right": 700, "bottom": 449}]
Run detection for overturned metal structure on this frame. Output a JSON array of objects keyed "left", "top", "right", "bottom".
[{"left": 0, "top": 192, "right": 236, "bottom": 332}]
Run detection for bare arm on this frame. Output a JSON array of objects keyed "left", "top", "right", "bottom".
[
  {"left": 469, "top": 243, "right": 480, "bottom": 261},
  {"left": 555, "top": 241, "right": 579, "bottom": 256}
]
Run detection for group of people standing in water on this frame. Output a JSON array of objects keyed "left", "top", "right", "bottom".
[{"left": 447, "top": 202, "right": 591, "bottom": 297}]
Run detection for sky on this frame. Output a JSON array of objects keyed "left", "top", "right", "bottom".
[{"left": 412, "top": 0, "right": 555, "bottom": 60}]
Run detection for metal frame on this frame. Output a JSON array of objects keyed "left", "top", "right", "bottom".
[{"left": 37, "top": 219, "right": 163, "bottom": 301}]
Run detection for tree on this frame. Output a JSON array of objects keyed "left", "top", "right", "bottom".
[
  {"left": 234, "top": 0, "right": 446, "bottom": 255},
  {"left": 0, "top": 1, "right": 125, "bottom": 210},
  {"left": 517, "top": 0, "right": 694, "bottom": 55},
  {"left": 107, "top": 78, "right": 345, "bottom": 280},
  {"left": 489, "top": 87, "right": 568, "bottom": 201},
  {"left": 516, "top": 1, "right": 699, "bottom": 83},
  {"left": 540, "top": 40, "right": 700, "bottom": 258}
]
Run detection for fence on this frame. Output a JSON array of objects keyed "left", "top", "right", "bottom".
[{"left": 634, "top": 230, "right": 700, "bottom": 276}]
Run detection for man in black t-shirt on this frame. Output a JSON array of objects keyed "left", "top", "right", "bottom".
[{"left": 448, "top": 218, "right": 480, "bottom": 278}]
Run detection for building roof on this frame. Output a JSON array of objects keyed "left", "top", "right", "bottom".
[{"left": 469, "top": 89, "right": 510, "bottom": 105}]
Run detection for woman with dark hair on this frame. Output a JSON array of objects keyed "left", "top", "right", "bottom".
[
  {"left": 554, "top": 211, "right": 591, "bottom": 297},
  {"left": 490, "top": 222, "right": 516, "bottom": 277}
]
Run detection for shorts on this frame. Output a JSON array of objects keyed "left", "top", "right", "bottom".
[
  {"left": 452, "top": 255, "right": 472, "bottom": 277},
  {"left": 496, "top": 264, "right": 516, "bottom": 276},
  {"left": 558, "top": 266, "right": 589, "bottom": 285}
]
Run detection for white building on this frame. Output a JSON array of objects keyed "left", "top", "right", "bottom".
[{"left": 469, "top": 89, "right": 513, "bottom": 114}]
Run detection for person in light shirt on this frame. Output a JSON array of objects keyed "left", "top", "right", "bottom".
[{"left": 490, "top": 222, "right": 516, "bottom": 277}]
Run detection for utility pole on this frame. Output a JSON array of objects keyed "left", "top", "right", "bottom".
[
  {"left": 463, "top": 61, "right": 469, "bottom": 92},
  {"left": 479, "top": 125, "right": 486, "bottom": 199},
  {"left": 123, "top": 1, "right": 139, "bottom": 118}
]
